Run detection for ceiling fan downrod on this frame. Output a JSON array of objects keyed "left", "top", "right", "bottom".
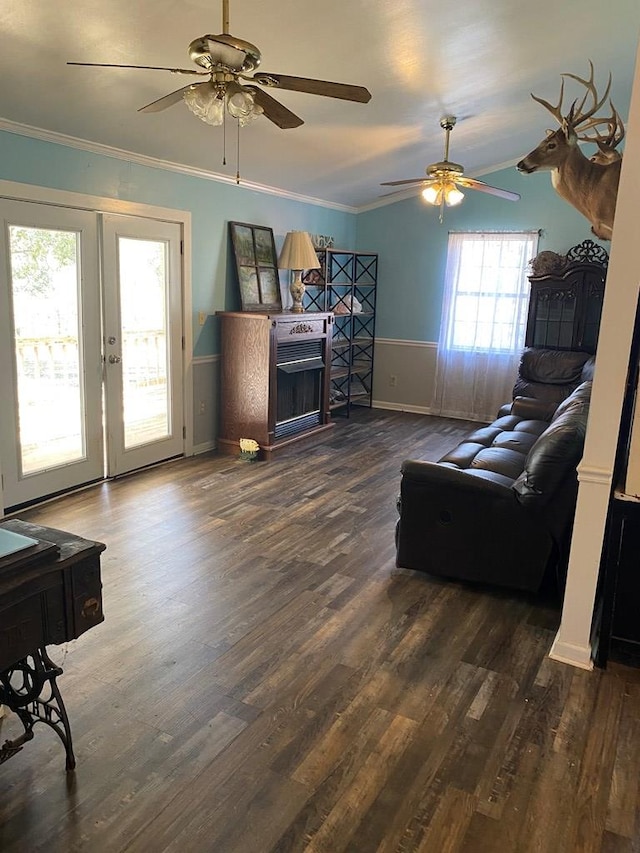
[
  {"left": 222, "top": 0, "right": 230, "bottom": 34},
  {"left": 441, "top": 115, "right": 456, "bottom": 163}
]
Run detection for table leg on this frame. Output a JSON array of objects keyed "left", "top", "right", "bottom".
[{"left": 0, "top": 648, "right": 76, "bottom": 771}]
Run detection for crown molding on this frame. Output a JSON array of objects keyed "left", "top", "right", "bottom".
[{"left": 0, "top": 117, "right": 358, "bottom": 214}]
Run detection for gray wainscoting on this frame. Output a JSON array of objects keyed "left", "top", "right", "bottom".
[
  {"left": 192, "top": 355, "right": 220, "bottom": 453},
  {"left": 372, "top": 339, "right": 438, "bottom": 413}
]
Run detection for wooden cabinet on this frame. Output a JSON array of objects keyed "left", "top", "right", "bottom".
[
  {"left": 302, "top": 249, "right": 377, "bottom": 414},
  {"left": 526, "top": 239, "right": 608, "bottom": 354},
  {"left": 217, "top": 311, "right": 334, "bottom": 459},
  {"left": 596, "top": 293, "right": 640, "bottom": 667},
  {"left": 599, "top": 497, "right": 640, "bottom": 666}
]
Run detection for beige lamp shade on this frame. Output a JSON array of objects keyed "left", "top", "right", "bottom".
[
  {"left": 278, "top": 231, "right": 320, "bottom": 271},
  {"left": 278, "top": 231, "right": 320, "bottom": 314}
]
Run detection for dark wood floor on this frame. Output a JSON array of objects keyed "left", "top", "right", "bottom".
[{"left": 1, "top": 408, "right": 639, "bottom": 852}]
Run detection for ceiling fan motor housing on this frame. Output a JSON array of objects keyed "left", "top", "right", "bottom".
[
  {"left": 188, "top": 34, "right": 261, "bottom": 73},
  {"left": 427, "top": 161, "right": 465, "bottom": 178}
]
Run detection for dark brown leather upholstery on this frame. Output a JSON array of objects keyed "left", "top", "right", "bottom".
[
  {"left": 396, "top": 360, "right": 593, "bottom": 593},
  {"left": 500, "top": 348, "right": 595, "bottom": 413}
]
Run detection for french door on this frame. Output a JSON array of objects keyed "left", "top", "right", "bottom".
[
  {"left": 0, "top": 201, "right": 184, "bottom": 510},
  {"left": 101, "top": 214, "right": 183, "bottom": 477}
]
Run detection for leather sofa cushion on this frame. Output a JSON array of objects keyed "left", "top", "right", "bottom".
[
  {"left": 581, "top": 357, "right": 596, "bottom": 381},
  {"left": 469, "top": 447, "right": 529, "bottom": 480},
  {"left": 492, "top": 430, "right": 541, "bottom": 455},
  {"left": 510, "top": 396, "right": 559, "bottom": 422},
  {"left": 513, "top": 381, "right": 591, "bottom": 507},
  {"left": 519, "top": 348, "right": 591, "bottom": 385}
]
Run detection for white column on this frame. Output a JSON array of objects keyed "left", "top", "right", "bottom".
[{"left": 550, "top": 42, "right": 640, "bottom": 668}]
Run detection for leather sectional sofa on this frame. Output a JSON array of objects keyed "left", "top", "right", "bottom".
[{"left": 395, "top": 349, "right": 595, "bottom": 592}]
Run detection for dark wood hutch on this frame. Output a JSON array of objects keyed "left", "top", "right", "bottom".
[{"left": 526, "top": 239, "right": 609, "bottom": 354}]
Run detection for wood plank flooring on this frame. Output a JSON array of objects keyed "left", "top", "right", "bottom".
[{"left": 1, "top": 408, "right": 639, "bottom": 852}]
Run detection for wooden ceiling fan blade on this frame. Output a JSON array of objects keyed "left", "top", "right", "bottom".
[
  {"left": 138, "top": 82, "right": 211, "bottom": 113},
  {"left": 253, "top": 73, "right": 371, "bottom": 103},
  {"left": 67, "top": 62, "right": 206, "bottom": 76},
  {"left": 380, "top": 178, "right": 429, "bottom": 187},
  {"left": 246, "top": 87, "right": 304, "bottom": 129},
  {"left": 457, "top": 177, "right": 521, "bottom": 201}
]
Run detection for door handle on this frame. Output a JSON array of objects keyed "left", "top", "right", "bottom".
[{"left": 108, "top": 355, "right": 121, "bottom": 364}]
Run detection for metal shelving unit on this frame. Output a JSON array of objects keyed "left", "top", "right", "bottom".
[{"left": 302, "top": 249, "right": 377, "bottom": 415}]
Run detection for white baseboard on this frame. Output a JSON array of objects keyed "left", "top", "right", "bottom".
[
  {"left": 548, "top": 632, "right": 594, "bottom": 670},
  {"left": 372, "top": 400, "right": 433, "bottom": 415}
]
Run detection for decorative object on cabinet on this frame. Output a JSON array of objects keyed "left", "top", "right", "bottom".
[
  {"left": 278, "top": 231, "right": 320, "bottom": 314},
  {"left": 302, "top": 248, "right": 377, "bottom": 415},
  {"left": 311, "top": 235, "right": 335, "bottom": 249},
  {"left": 229, "top": 222, "right": 281, "bottom": 312},
  {"left": 526, "top": 239, "right": 609, "bottom": 354},
  {"left": 217, "top": 311, "right": 334, "bottom": 459}
]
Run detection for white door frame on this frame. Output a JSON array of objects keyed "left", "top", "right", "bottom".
[
  {"left": 0, "top": 180, "right": 193, "bottom": 515},
  {"left": 101, "top": 214, "right": 184, "bottom": 476}
]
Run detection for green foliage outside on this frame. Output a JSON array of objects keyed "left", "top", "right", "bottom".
[{"left": 9, "top": 226, "right": 76, "bottom": 297}]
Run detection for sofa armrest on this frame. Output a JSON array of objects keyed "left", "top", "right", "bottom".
[
  {"left": 396, "top": 459, "right": 554, "bottom": 591},
  {"left": 400, "top": 459, "right": 514, "bottom": 497},
  {"left": 510, "top": 396, "right": 558, "bottom": 422}
]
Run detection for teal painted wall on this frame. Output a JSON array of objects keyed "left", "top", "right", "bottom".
[
  {"left": 356, "top": 164, "right": 608, "bottom": 342},
  {"left": 0, "top": 129, "right": 356, "bottom": 356},
  {"left": 0, "top": 127, "right": 613, "bottom": 352}
]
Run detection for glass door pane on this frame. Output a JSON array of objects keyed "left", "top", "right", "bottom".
[
  {"left": 8, "top": 225, "right": 86, "bottom": 475},
  {"left": 118, "top": 237, "right": 170, "bottom": 449},
  {"left": 0, "top": 200, "right": 103, "bottom": 511}
]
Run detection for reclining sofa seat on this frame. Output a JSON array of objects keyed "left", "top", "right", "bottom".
[{"left": 395, "top": 349, "right": 595, "bottom": 592}]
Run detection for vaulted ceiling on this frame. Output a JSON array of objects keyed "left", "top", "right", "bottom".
[{"left": 2, "top": 0, "right": 639, "bottom": 209}]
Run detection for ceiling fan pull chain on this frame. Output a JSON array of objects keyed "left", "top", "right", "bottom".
[
  {"left": 236, "top": 119, "right": 241, "bottom": 184},
  {"left": 222, "top": 106, "right": 227, "bottom": 165}
]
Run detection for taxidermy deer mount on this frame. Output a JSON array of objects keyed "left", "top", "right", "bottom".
[{"left": 517, "top": 62, "right": 625, "bottom": 241}]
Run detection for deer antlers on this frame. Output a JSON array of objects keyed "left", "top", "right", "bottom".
[{"left": 531, "top": 60, "right": 624, "bottom": 160}]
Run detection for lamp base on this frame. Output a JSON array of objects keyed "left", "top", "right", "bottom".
[{"left": 289, "top": 271, "right": 305, "bottom": 313}]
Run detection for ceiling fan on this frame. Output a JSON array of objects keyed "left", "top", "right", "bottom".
[
  {"left": 67, "top": 0, "right": 371, "bottom": 133},
  {"left": 381, "top": 116, "right": 520, "bottom": 217}
]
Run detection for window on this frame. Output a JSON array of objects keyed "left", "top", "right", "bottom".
[
  {"left": 433, "top": 231, "right": 539, "bottom": 422},
  {"left": 443, "top": 232, "right": 539, "bottom": 353}
]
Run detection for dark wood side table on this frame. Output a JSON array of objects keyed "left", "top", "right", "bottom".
[
  {"left": 0, "top": 519, "right": 106, "bottom": 771},
  {"left": 597, "top": 493, "right": 640, "bottom": 667}
]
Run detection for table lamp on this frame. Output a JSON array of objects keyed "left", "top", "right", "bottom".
[{"left": 278, "top": 231, "right": 320, "bottom": 313}]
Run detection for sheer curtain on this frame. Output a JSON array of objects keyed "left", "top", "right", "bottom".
[{"left": 432, "top": 231, "right": 539, "bottom": 422}]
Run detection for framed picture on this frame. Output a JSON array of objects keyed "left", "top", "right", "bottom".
[{"left": 229, "top": 222, "right": 282, "bottom": 311}]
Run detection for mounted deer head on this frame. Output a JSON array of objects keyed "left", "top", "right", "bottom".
[
  {"left": 517, "top": 62, "right": 623, "bottom": 240},
  {"left": 580, "top": 104, "right": 625, "bottom": 164}
]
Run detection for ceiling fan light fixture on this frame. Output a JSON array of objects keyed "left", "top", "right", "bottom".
[
  {"left": 421, "top": 180, "right": 464, "bottom": 207},
  {"left": 183, "top": 86, "right": 225, "bottom": 125},
  {"left": 445, "top": 184, "right": 464, "bottom": 206},
  {"left": 182, "top": 81, "right": 264, "bottom": 127},
  {"left": 422, "top": 185, "right": 441, "bottom": 205},
  {"left": 226, "top": 82, "right": 263, "bottom": 125}
]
